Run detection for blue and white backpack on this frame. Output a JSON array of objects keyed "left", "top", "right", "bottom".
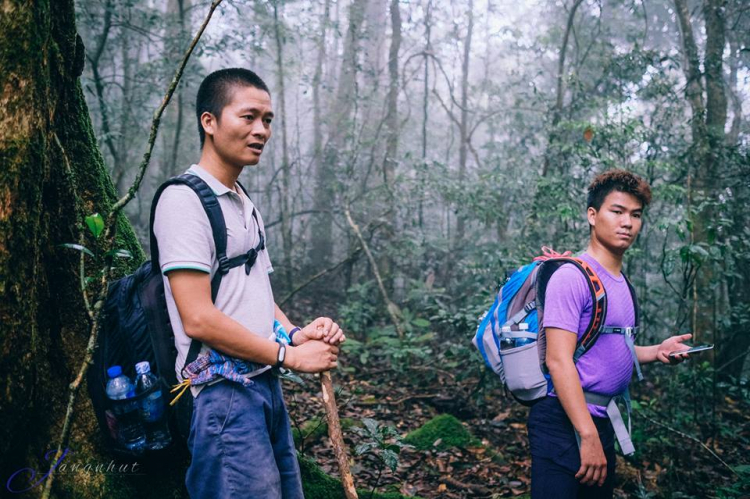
[{"left": 473, "top": 247, "right": 643, "bottom": 454}]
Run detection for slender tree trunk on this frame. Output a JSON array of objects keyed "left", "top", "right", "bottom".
[
  {"left": 674, "top": 0, "right": 727, "bottom": 360},
  {"left": 312, "top": 0, "right": 331, "bottom": 175},
  {"left": 272, "top": 0, "right": 294, "bottom": 291},
  {"left": 87, "top": 0, "right": 121, "bottom": 180},
  {"left": 541, "top": 0, "right": 584, "bottom": 177},
  {"left": 309, "top": 0, "right": 368, "bottom": 268},
  {"left": 419, "top": 0, "right": 432, "bottom": 230},
  {"left": 726, "top": 33, "right": 742, "bottom": 145},
  {"left": 380, "top": 0, "right": 401, "bottom": 295},
  {"left": 0, "top": 2, "right": 188, "bottom": 497},
  {"left": 383, "top": 0, "right": 400, "bottom": 191},
  {"left": 455, "top": 0, "right": 473, "bottom": 243},
  {"left": 169, "top": 0, "right": 188, "bottom": 176},
  {"left": 116, "top": 23, "right": 132, "bottom": 194}
]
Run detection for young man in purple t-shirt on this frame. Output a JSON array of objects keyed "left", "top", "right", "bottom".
[{"left": 529, "top": 170, "right": 693, "bottom": 498}]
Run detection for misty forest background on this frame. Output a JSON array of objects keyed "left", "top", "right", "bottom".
[{"left": 1, "top": 0, "right": 749, "bottom": 497}]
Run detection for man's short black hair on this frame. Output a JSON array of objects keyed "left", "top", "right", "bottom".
[
  {"left": 587, "top": 169, "right": 652, "bottom": 211},
  {"left": 196, "top": 68, "right": 270, "bottom": 147}
]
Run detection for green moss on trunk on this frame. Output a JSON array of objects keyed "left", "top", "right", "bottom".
[{"left": 0, "top": 1, "right": 157, "bottom": 497}]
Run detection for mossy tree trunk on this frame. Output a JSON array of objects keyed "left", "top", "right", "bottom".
[{"left": 0, "top": 1, "right": 187, "bottom": 497}]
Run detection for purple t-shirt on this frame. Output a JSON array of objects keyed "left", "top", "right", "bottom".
[{"left": 543, "top": 253, "right": 636, "bottom": 417}]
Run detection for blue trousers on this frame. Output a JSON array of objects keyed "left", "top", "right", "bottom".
[
  {"left": 528, "top": 396, "right": 616, "bottom": 499},
  {"left": 186, "top": 371, "right": 303, "bottom": 499}
]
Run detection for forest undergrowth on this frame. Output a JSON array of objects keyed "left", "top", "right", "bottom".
[{"left": 284, "top": 297, "right": 750, "bottom": 499}]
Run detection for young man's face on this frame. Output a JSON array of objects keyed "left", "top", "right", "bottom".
[
  {"left": 202, "top": 85, "right": 273, "bottom": 167},
  {"left": 587, "top": 190, "right": 643, "bottom": 254}
]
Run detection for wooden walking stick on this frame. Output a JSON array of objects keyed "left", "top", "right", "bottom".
[{"left": 321, "top": 371, "right": 358, "bottom": 499}]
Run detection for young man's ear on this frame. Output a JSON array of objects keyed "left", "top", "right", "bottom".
[
  {"left": 587, "top": 207, "right": 597, "bottom": 228},
  {"left": 201, "top": 112, "right": 216, "bottom": 141}
]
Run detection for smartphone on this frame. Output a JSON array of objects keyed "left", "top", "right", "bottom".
[{"left": 668, "top": 344, "right": 714, "bottom": 358}]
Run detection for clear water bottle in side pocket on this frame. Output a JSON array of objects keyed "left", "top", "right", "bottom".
[
  {"left": 106, "top": 366, "right": 146, "bottom": 453},
  {"left": 134, "top": 361, "right": 172, "bottom": 450},
  {"left": 515, "top": 323, "right": 535, "bottom": 348}
]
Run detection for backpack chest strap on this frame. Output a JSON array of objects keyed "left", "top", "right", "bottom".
[{"left": 599, "top": 326, "right": 643, "bottom": 381}]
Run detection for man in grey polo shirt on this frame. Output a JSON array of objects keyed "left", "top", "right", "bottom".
[{"left": 153, "top": 68, "right": 344, "bottom": 498}]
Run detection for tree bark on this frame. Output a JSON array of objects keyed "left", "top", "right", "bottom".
[
  {"left": 541, "top": 0, "right": 584, "bottom": 177},
  {"left": 0, "top": 1, "right": 190, "bottom": 497},
  {"left": 419, "top": 0, "right": 433, "bottom": 229},
  {"left": 309, "top": 0, "right": 368, "bottom": 268},
  {"left": 726, "top": 32, "right": 742, "bottom": 146},
  {"left": 383, "top": 0, "right": 401, "bottom": 191},
  {"left": 87, "top": 0, "right": 121, "bottom": 180},
  {"left": 312, "top": 0, "right": 331, "bottom": 179},
  {"left": 272, "top": 0, "right": 294, "bottom": 291},
  {"left": 455, "top": 0, "right": 473, "bottom": 244},
  {"left": 673, "top": 0, "right": 728, "bottom": 360},
  {"left": 169, "top": 0, "right": 189, "bottom": 177}
]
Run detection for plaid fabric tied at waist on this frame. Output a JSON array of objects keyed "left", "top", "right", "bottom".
[{"left": 170, "top": 321, "right": 291, "bottom": 406}]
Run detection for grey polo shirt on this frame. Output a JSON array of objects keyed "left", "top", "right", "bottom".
[{"left": 153, "top": 164, "right": 275, "bottom": 397}]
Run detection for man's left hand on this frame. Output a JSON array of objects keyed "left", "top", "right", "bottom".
[
  {"left": 293, "top": 317, "right": 346, "bottom": 346},
  {"left": 656, "top": 333, "right": 693, "bottom": 364}
]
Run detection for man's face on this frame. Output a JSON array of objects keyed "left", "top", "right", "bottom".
[
  {"left": 202, "top": 85, "right": 273, "bottom": 167},
  {"left": 587, "top": 190, "right": 643, "bottom": 255}
]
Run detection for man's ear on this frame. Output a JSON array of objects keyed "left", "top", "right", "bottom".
[
  {"left": 201, "top": 112, "right": 216, "bottom": 140},
  {"left": 587, "top": 206, "right": 597, "bottom": 228}
]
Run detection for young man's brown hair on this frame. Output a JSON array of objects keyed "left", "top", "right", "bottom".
[{"left": 587, "top": 169, "right": 652, "bottom": 211}]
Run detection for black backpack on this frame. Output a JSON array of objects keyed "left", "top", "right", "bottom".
[{"left": 88, "top": 173, "right": 265, "bottom": 457}]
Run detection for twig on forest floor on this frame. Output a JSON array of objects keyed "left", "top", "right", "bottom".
[
  {"left": 638, "top": 411, "right": 739, "bottom": 477},
  {"left": 390, "top": 393, "right": 439, "bottom": 406},
  {"left": 41, "top": 2, "right": 224, "bottom": 498},
  {"left": 440, "top": 475, "right": 492, "bottom": 496}
]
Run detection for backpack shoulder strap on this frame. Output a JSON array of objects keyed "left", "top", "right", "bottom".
[
  {"left": 535, "top": 257, "right": 608, "bottom": 363},
  {"left": 149, "top": 173, "right": 230, "bottom": 376},
  {"left": 150, "top": 173, "right": 229, "bottom": 302},
  {"left": 621, "top": 271, "right": 639, "bottom": 328}
]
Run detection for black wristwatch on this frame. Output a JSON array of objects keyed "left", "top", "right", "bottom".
[{"left": 275, "top": 343, "right": 286, "bottom": 368}]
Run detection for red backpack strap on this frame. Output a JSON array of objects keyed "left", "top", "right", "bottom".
[{"left": 535, "top": 255, "right": 607, "bottom": 363}]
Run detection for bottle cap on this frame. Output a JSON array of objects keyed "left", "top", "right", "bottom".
[
  {"left": 107, "top": 366, "right": 122, "bottom": 378},
  {"left": 135, "top": 361, "right": 151, "bottom": 375}
]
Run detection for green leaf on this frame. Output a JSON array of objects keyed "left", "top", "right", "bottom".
[
  {"left": 412, "top": 318, "right": 431, "bottom": 328},
  {"left": 60, "top": 243, "right": 95, "bottom": 258},
  {"left": 105, "top": 248, "right": 133, "bottom": 259},
  {"left": 382, "top": 448, "right": 399, "bottom": 472},
  {"left": 354, "top": 442, "right": 376, "bottom": 456},
  {"left": 363, "top": 418, "right": 379, "bottom": 435},
  {"left": 414, "top": 332, "right": 436, "bottom": 343},
  {"left": 85, "top": 213, "right": 105, "bottom": 238},
  {"left": 278, "top": 370, "right": 305, "bottom": 385}
]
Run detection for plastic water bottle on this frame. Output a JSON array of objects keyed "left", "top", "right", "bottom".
[
  {"left": 106, "top": 366, "right": 146, "bottom": 453},
  {"left": 134, "top": 361, "right": 172, "bottom": 450},
  {"left": 515, "top": 323, "right": 534, "bottom": 348},
  {"left": 500, "top": 326, "right": 515, "bottom": 350}
]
